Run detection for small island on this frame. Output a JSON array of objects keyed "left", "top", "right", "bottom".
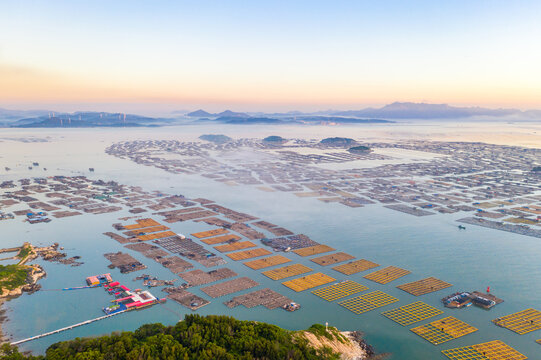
[
  {"left": 198, "top": 134, "right": 233, "bottom": 144},
  {"left": 263, "top": 135, "right": 287, "bottom": 144},
  {"left": 320, "top": 137, "right": 357, "bottom": 147},
  {"left": 0, "top": 243, "right": 44, "bottom": 299},
  {"left": 347, "top": 145, "right": 372, "bottom": 154}
]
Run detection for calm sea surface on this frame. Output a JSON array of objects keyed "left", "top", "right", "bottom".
[{"left": 1, "top": 122, "right": 540, "bottom": 359}]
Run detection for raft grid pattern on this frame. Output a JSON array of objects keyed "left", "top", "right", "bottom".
[
  {"left": 411, "top": 316, "right": 477, "bottom": 345},
  {"left": 312, "top": 280, "right": 369, "bottom": 301},
  {"left": 363, "top": 266, "right": 411, "bottom": 284},
  {"left": 442, "top": 340, "right": 527, "bottom": 360},
  {"left": 338, "top": 291, "right": 399, "bottom": 314},
  {"left": 382, "top": 301, "right": 444, "bottom": 326}
]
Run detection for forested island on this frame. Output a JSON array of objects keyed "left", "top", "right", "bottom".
[
  {"left": 1, "top": 315, "right": 373, "bottom": 360},
  {"left": 347, "top": 145, "right": 372, "bottom": 154}
]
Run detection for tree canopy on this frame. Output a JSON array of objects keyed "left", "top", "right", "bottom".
[{"left": 1, "top": 315, "right": 340, "bottom": 360}]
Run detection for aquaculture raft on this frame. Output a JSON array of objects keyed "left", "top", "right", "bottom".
[
  {"left": 442, "top": 340, "right": 527, "bottom": 360},
  {"left": 492, "top": 308, "right": 541, "bottom": 335},
  {"left": 123, "top": 218, "right": 161, "bottom": 230},
  {"left": 410, "top": 316, "right": 478, "bottom": 345},
  {"left": 214, "top": 241, "right": 256, "bottom": 253},
  {"left": 332, "top": 259, "right": 380, "bottom": 275},
  {"left": 262, "top": 264, "right": 313, "bottom": 280},
  {"left": 397, "top": 277, "right": 452, "bottom": 296},
  {"left": 382, "top": 301, "right": 444, "bottom": 326},
  {"left": 224, "top": 288, "right": 293, "bottom": 310},
  {"left": 282, "top": 272, "right": 336, "bottom": 292},
  {"left": 310, "top": 252, "right": 355, "bottom": 266},
  {"left": 200, "top": 234, "right": 241, "bottom": 245},
  {"left": 200, "top": 277, "right": 259, "bottom": 298},
  {"left": 137, "top": 231, "right": 176, "bottom": 241},
  {"left": 191, "top": 228, "right": 229, "bottom": 239},
  {"left": 312, "top": 280, "right": 368, "bottom": 301},
  {"left": 243, "top": 255, "right": 292, "bottom": 270},
  {"left": 226, "top": 248, "right": 272, "bottom": 260},
  {"left": 338, "top": 291, "right": 399, "bottom": 314},
  {"left": 363, "top": 266, "right": 411, "bottom": 284},
  {"left": 292, "top": 244, "right": 335, "bottom": 257}
]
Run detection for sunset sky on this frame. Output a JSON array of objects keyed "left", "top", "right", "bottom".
[{"left": 1, "top": 1, "right": 540, "bottom": 113}]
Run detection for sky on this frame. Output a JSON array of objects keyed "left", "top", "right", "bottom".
[{"left": 1, "top": 1, "right": 540, "bottom": 113}]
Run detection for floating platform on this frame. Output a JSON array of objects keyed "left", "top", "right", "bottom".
[
  {"left": 397, "top": 277, "right": 452, "bottom": 296},
  {"left": 201, "top": 234, "right": 241, "bottom": 245},
  {"left": 282, "top": 272, "right": 336, "bottom": 292},
  {"left": 123, "top": 218, "right": 161, "bottom": 230},
  {"left": 200, "top": 277, "right": 259, "bottom": 298},
  {"left": 165, "top": 288, "right": 210, "bottom": 310},
  {"left": 103, "top": 232, "right": 132, "bottom": 244},
  {"left": 312, "top": 280, "right": 368, "bottom": 301},
  {"left": 226, "top": 248, "right": 272, "bottom": 261},
  {"left": 492, "top": 308, "right": 541, "bottom": 335},
  {"left": 124, "top": 225, "right": 169, "bottom": 236},
  {"left": 338, "top": 291, "right": 399, "bottom": 315},
  {"left": 214, "top": 241, "right": 256, "bottom": 253},
  {"left": 178, "top": 268, "right": 237, "bottom": 286},
  {"left": 104, "top": 252, "right": 147, "bottom": 274},
  {"left": 191, "top": 228, "right": 229, "bottom": 239},
  {"left": 224, "top": 288, "right": 292, "bottom": 310},
  {"left": 310, "top": 252, "right": 355, "bottom": 266},
  {"left": 443, "top": 291, "right": 502, "bottom": 310},
  {"left": 292, "top": 245, "right": 335, "bottom": 257},
  {"left": 262, "top": 264, "right": 313, "bottom": 280},
  {"left": 411, "top": 316, "right": 478, "bottom": 345},
  {"left": 157, "top": 256, "right": 194, "bottom": 274},
  {"left": 382, "top": 301, "right": 444, "bottom": 326},
  {"left": 471, "top": 291, "right": 503, "bottom": 309},
  {"left": 137, "top": 230, "right": 177, "bottom": 241},
  {"left": 363, "top": 266, "right": 411, "bottom": 284},
  {"left": 332, "top": 259, "right": 380, "bottom": 275},
  {"left": 442, "top": 340, "right": 527, "bottom": 360},
  {"left": 243, "top": 255, "right": 292, "bottom": 270}
]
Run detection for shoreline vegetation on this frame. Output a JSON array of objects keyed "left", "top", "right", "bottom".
[
  {"left": 0, "top": 243, "right": 75, "bottom": 344},
  {"left": 0, "top": 315, "right": 378, "bottom": 360}
]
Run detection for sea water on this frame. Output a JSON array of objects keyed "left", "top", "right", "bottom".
[{"left": 0, "top": 122, "right": 540, "bottom": 359}]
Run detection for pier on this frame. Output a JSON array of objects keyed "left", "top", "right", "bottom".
[{"left": 10, "top": 310, "right": 126, "bottom": 346}]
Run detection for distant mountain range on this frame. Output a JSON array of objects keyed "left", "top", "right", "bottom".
[
  {"left": 1, "top": 102, "right": 539, "bottom": 128},
  {"left": 323, "top": 102, "right": 532, "bottom": 119},
  {"left": 187, "top": 109, "right": 250, "bottom": 118},
  {"left": 11, "top": 112, "right": 162, "bottom": 128},
  {"left": 184, "top": 102, "right": 541, "bottom": 120}
]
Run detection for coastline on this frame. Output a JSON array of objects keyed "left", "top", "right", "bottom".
[{"left": 0, "top": 244, "right": 47, "bottom": 345}]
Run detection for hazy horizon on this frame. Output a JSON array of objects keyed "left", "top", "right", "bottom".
[{"left": 2, "top": 1, "right": 541, "bottom": 112}]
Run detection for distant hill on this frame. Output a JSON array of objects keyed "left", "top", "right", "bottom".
[
  {"left": 320, "top": 137, "right": 357, "bottom": 146},
  {"left": 348, "top": 145, "right": 372, "bottom": 154},
  {"left": 13, "top": 112, "right": 158, "bottom": 128},
  {"left": 199, "top": 134, "right": 233, "bottom": 143},
  {"left": 263, "top": 135, "right": 287, "bottom": 143},
  {"left": 186, "top": 109, "right": 213, "bottom": 117},
  {"left": 0, "top": 108, "right": 50, "bottom": 125},
  {"left": 216, "top": 116, "right": 283, "bottom": 124},
  {"left": 216, "top": 110, "right": 250, "bottom": 118},
  {"left": 187, "top": 109, "right": 250, "bottom": 118},
  {"left": 329, "top": 102, "right": 524, "bottom": 119}
]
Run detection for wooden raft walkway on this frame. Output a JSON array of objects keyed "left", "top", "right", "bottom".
[{"left": 10, "top": 310, "right": 127, "bottom": 345}]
